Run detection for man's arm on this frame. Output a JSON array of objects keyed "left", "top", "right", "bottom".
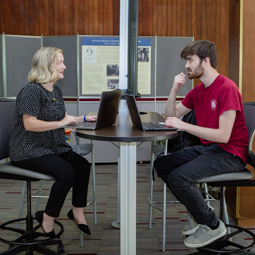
[
  {"left": 165, "top": 72, "right": 190, "bottom": 118},
  {"left": 165, "top": 110, "right": 236, "bottom": 144}
]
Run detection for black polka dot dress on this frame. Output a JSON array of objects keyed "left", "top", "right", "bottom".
[{"left": 9, "top": 82, "right": 72, "bottom": 162}]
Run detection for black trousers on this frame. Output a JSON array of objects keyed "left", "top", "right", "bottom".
[
  {"left": 154, "top": 144, "right": 245, "bottom": 226},
  {"left": 12, "top": 150, "right": 91, "bottom": 218}
]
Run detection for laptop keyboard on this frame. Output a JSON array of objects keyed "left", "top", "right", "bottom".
[
  {"left": 143, "top": 122, "right": 165, "bottom": 129},
  {"left": 79, "top": 122, "right": 96, "bottom": 129}
]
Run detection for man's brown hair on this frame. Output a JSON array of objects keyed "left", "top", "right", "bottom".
[{"left": 180, "top": 40, "right": 218, "bottom": 69}]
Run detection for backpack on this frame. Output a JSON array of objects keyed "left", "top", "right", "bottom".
[{"left": 167, "top": 110, "right": 201, "bottom": 153}]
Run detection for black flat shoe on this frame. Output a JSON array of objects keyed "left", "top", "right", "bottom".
[
  {"left": 67, "top": 209, "right": 91, "bottom": 235},
  {"left": 35, "top": 211, "right": 56, "bottom": 238}
]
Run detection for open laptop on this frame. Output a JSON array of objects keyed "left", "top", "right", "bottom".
[
  {"left": 75, "top": 90, "right": 122, "bottom": 130},
  {"left": 124, "top": 93, "right": 177, "bottom": 131}
]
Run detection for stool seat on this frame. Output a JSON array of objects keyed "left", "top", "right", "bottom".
[
  {"left": 0, "top": 161, "right": 55, "bottom": 181},
  {"left": 197, "top": 169, "right": 254, "bottom": 183},
  {"left": 71, "top": 143, "right": 93, "bottom": 155}
]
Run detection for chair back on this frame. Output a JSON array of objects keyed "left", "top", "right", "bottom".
[
  {"left": 243, "top": 102, "right": 255, "bottom": 167},
  {"left": 0, "top": 99, "right": 16, "bottom": 160}
]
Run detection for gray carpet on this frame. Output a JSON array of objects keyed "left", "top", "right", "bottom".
[{"left": 0, "top": 163, "right": 255, "bottom": 254}]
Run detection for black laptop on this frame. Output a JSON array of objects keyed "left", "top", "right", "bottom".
[
  {"left": 124, "top": 93, "right": 177, "bottom": 131},
  {"left": 75, "top": 90, "right": 122, "bottom": 130}
]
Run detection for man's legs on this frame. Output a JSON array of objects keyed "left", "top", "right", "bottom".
[
  {"left": 154, "top": 144, "right": 246, "bottom": 247},
  {"left": 155, "top": 144, "right": 245, "bottom": 225},
  {"left": 154, "top": 145, "right": 201, "bottom": 189},
  {"left": 167, "top": 144, "right": 245, "bottom": 226}
]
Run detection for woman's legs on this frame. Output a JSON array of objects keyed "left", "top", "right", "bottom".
[
  {"left": 60, "top": 150, "right": 91, "bottom": 225},
  {"left": 12, "top": 151, "right": 91, "bottom": 228},
  {"left": 60, "top": 150, "right": 91, "bottom": 208}
]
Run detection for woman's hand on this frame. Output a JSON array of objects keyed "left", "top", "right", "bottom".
[
  {"left": 60, "top": 115, "right": 79, "bottom": 126},
  {"left": 64, "top": 115, "right": 97, "bottom": 125},
  {"left": 85, "top": 115, "right": 97, "bottom": 122}
]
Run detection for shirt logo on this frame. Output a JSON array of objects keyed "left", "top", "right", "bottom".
[{"left": 211, "top": 99, "right": 217, "bottom": 110}]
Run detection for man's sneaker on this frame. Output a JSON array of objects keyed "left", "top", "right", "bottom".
[
  {"left": 182, "top": 205, "right": 214, "bottom": 236},
  {"left": 184, "top": 220, "right": 227, "bottom": 248},
  {"left": 182, "top": 214, "right": 199, "bottom": 235}
]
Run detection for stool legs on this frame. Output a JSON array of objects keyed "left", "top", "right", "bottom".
[
  {"left": 148, "top": 142, "right": 156, "bottom": 229},
  {"left": 0, "top": 180, "right": 65, "bottom": 255}
]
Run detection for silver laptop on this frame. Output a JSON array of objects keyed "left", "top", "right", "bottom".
[
  {"left": 75, "top": 90, "right": 122, "bottom": 130},
  {"left": 124, "top": 94, "right": 177, "bottom": 131}
]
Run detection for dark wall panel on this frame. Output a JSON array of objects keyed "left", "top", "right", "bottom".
[
  {"left": 0, "top": 0, "right": 231, "bottom": 86},
  {"left": 0, "top": 35, "right": 3, "bottom": 97},
  {"left": 5, "top": 35, "right": 41, "bottom": 97}
]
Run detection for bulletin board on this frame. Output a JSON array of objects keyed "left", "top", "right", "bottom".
[
  {"left": 0, "top": 35, "right": 193, "bottom": 98},
  {"left": 79, "top": 36, "right": 193, "bottom": 97},
  {"left": 5, "top": 35, "right": 41, "bottom": 97}
]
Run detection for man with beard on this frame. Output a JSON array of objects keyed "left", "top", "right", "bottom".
[{"left": 154, "top": 40, "right": 249, "bottom": 248}]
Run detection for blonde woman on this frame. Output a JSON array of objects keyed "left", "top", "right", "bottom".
[{"left": 9, "top": 47, "right": 96, "bottom": 237}]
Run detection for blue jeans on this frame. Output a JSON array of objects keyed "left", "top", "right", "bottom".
[{"left": 154, "top": 144, "right": 246, "bottom": 227}]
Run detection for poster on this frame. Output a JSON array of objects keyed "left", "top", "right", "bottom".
[{"left": 81, "top": 37, "right": 151, "bottom": 95}]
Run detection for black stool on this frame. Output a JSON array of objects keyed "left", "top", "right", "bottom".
[
  {"left": 194, "top": 179, "right": 255, "bottom": 255},
  {"left": 0, "top": 164, "right": 65, "bottom": 255},
  {"left": 188, "top": 102, "right": 255, "bottom": 254},
  {"left": 0, "top": 99, "right": 65, "bottom": 254}
]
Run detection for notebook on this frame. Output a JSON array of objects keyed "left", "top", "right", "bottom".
[
  {"left": 75, "top": 90, "right": 122, "bottom": 130},
  {"left": 124, "top": 93, "right": 177, "bottom": 131}
]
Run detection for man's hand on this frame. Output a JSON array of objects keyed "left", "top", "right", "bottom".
[
  {"left": 172, "top": 72, "right": 187, "bottom": 93},
  {"left": 165, "top": 117, "right": 185, "bottom": 130},
  {"left": 165, "top": 72, "right": 189, "bottom": 119}
]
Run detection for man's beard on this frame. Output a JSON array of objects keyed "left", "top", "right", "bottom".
[{"left": 187, "top": 64, "right": 205, "bottom": 79}]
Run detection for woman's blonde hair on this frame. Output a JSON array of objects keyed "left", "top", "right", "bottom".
[{"left": 28, "top": 47, "right": 63, "bottom": 84}]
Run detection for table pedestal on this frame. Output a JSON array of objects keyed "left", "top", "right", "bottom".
[
  {"left": 75, "top": 112, "right": 177, "bottom": 255},
  {"left": 120, "top": 142, "right": 137, "bottom": 255}
]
